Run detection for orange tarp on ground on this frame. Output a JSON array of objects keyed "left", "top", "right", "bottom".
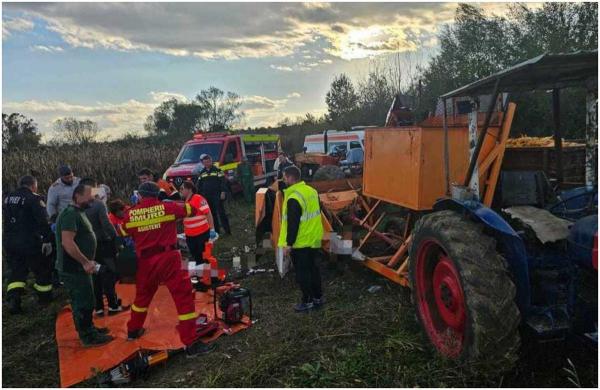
[{"left": 56, "top": 283, "right": 249, "bottom": 387}]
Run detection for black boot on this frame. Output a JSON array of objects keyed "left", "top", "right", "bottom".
[
  {"left": 8, "top": 294, "right": 22, "bottom": 314},
  {"left": 127, "top": 328, "right": 146, "bottom": 340},
  {"left": 37, "top": 291, "right": 53, "bottom": 307}
]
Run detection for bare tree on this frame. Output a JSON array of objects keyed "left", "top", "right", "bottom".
[{"left": 53, "top": 117, "right": 100, "bottom": 145}]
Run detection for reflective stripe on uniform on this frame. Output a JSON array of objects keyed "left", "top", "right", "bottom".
[
  {"left": 7, "top": 281, "right": 26, "bottom": 291},
  {"left": 219, "top": 162, "right": 239, "bottom": 172},
  {"left": 185, "top": 203, "right": 192, "bottom": 217},
  {"left": 131, "top": 304, "right": 148, "bottom": 313},
  {"left": 282, "top": 210, "right": 321, "bottom": 222},
  {"left": 281, "top": 190, "right": 308, "bottom": 220},
  {"left": 184, "top": 215, "right": 207, "bottom": 223},
  {"left": 292, "top": 191, "right": 308, "bottom": 210},
  {"left": 184, "top": 214, "right": 209, "bottom": 234},
  {"left": 301, "top": 210, "right": 322, "bottom": 221},
  {"left": 185, "top": 220, "right": 209, "bottom": 229},
  {"left": 178, "top": 312, "right": 198, "bottom": 321},
  {"left": 33, "top": 283, "right": 53, "bottom": 292},
  {"left": 125, "top": 214, "right": 176, "bottom": 229}
]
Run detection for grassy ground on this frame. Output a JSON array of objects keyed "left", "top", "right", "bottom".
[{"left": 2, "top": 200, "right": 597, "bottom": 387}]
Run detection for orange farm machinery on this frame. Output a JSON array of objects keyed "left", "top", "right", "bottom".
[{"left": 256, "top": 51, "right": 598, "bottom": 369}]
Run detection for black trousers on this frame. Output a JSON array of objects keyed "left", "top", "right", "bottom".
[
  {"left": 47, "top": 231, "right": 61, "bottom": 286},
  {"left": 5, "top": 246, "right": 53, "bottom": 299},
  {"left": 206, "top": 195, "right": 231, "bottom": 234},
  {"left": 93, "top": 241, "right": 118, "bottom": 310},
  {"left": 291, "top": 248, "right": 322, "bottom": 304},
  {"left": 186, "top": 231, "right": 210, "bottom": 264}
]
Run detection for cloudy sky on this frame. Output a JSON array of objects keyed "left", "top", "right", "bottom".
[{"left": 3, "top": 2, "right": 521, "bottom": 140}]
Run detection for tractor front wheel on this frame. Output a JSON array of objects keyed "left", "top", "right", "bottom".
[{"left": 409, "top": 210, "right": 520, "bottom": 370}]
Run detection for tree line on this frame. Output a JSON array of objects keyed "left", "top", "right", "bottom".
[
  {"left": 2, "top": 86, "right": 244, "bottom": 150},
  {"left": 3, "top": 2, "right": 597, "bottom": 151},
  {"left": 414, "top": 2, "right": 597, "bottom": 138}
]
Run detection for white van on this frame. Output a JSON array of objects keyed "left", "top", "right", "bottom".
[{"left": 303, "top": 129, "right": 367, "bottom": 155}]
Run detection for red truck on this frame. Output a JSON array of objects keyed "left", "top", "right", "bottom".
[{"left": 163, "top": 132, "right": 281, "bottom": 193}]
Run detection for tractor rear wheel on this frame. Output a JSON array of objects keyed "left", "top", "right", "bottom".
[{"left": 409, "top": 210, "right": 520, "bottom": 371}]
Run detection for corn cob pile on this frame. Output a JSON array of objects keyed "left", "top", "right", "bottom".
[{"left": 506, "top": 135, "right": 584, "bottom": 148}]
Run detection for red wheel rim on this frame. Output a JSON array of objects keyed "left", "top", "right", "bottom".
[{"left": 415, "top": 239, "right": 466, "bottom": 357}]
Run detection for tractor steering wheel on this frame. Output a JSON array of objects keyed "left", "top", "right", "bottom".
[{"left": 548, "top": 190, "right": 597, "bottom": 221}]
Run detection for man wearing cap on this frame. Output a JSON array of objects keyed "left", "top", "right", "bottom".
[
  {"left": 47, "top": 165, "right": 81, "bottom": 222},
  {"left": 120, "top": 182, "right": 216, "bottom": 357},
  {"left": 193, "top": 154, "right": 231, "bottom": 235},
  {"left": 47, "top": 165, "right": 81, "bottom": 287}
]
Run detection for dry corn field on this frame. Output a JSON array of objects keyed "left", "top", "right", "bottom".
[
  {"left": 1, "top": 129, "right": 313, "bottom": 200},
  {"left": 2, "top": 140, "right": 182, "bottom": 199}
]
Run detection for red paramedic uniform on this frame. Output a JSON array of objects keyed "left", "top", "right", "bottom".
[
  {"left": 109, "top": 211, "right": 125, "bottom": 227},
  {"left": 121, "top": 197, "right": 198, "bottom": 346}
]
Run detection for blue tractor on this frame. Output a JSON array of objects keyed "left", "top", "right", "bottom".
[
  {"left": 406, "top": 51, "right": 597, "bottom": 367},
  {"left": 256, "top": 51, "right": 597, "bottom": 370}
]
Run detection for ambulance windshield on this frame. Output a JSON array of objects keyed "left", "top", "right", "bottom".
[{"left": 176, "top": 143, "right": 223, "bottom": 164}]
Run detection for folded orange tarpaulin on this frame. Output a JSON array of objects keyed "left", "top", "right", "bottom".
[{"left": 56, "top": 283, "right": 248, "bottom": 387}]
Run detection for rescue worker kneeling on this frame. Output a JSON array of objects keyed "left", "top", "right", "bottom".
[{"left": 121, "top": 182, "right": 215, "bottom": 357}]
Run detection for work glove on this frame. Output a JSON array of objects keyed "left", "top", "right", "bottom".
[
  {"left": 42, "top": 242, "right": 53, "bottom": 256},
  {"left": 50, "top": 223, "right": 56, "bottom": 233},
  {"left": 130, "top": 193, "right": 139, "bottom": 205},
  {"left": 209, "top": 229, "right": 218, "bottom": 241}
]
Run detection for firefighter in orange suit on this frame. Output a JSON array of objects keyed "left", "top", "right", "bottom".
[{"left": 121, "top": 182, "right": 215, "bottom": 357}]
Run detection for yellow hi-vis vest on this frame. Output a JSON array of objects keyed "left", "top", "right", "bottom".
[{"left": 278, "top": 181, "right": 324, "bottom": 249}]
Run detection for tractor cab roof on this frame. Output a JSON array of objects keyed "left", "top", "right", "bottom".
[{"left": 441, "top": 50, "right": 598, "bottom": 99}]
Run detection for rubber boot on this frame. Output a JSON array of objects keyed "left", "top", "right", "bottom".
[
  {"left": 37, "top": 291, "right": 53, "bottom": 307},
  {"left": 8, "top": 293, "right": 22, "bottom": 314}
]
